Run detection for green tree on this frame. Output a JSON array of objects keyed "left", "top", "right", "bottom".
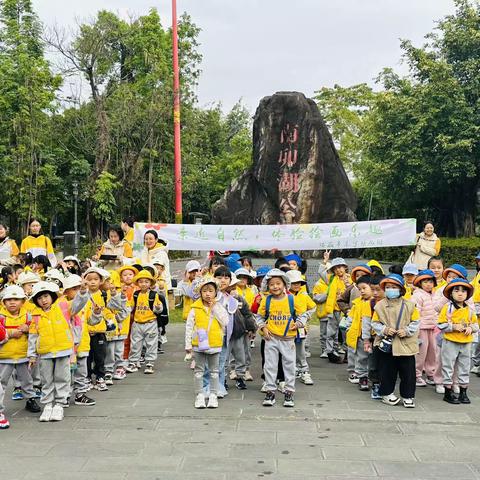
[{"left": 92, "top": 170, "right": 120, "bottom": 237}]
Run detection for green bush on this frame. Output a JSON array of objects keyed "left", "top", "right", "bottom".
[{"left": 362, "top": 238, "right": 480, "bottom": 268}]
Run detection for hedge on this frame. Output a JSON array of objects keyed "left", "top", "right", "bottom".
[{"left": 362, "top": 237, "right": 480, "bottom": 268}]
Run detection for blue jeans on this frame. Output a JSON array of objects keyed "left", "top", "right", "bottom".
[{"left": 203, "top": 335, "right": 228, "bottom": 396}]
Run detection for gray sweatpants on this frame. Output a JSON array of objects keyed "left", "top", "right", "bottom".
[
  {"left": 105, "top": 339, "right": 127, "bottom": 373},
  {"left": 39, "top": 356, "right": 71, "bottom": 406},
  {"left": 73, "top": 355, "right": 89, "bottom": 395},
  {"left": 129, "top": 322, "right": 158, "bottom": 363},
  {"left": 471, "top": 339, "right": 480, "bottom": 367},
  {"left": 352, "top": 339, "right": 369, "bottom": 378},
  {"left": 442, "top": 340, "right": 471, "bottom": 386},
  {"left": 296, "top": 339, "right": 309, "bottom": 373},
  {"left": 264, "top": 336, "right": 296, "bottom": 393},
  {"left": 227, "top": 336, "right": 246, "bottom": 378},
  {"left": 319, "top": 317, "right": 328, "bottom": 352},
  {"left": 326, "top": 312, "right": 341, "bottom": 353},
  {"left": 194, "top": 351, "right": 219, "bottom": 395},
  {"left": 0, "top": 363, "right": 35, "bottom": 412},
  {"left": 244, "top": 335, "right": 252, "bottom": 369}
]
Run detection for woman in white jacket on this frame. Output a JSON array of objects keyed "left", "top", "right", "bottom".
[{"left": 410, "top": 222, "right": 441, "bottom": 270}]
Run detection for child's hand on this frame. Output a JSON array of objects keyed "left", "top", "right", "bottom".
[
  {"left": 18, "top": 323, "right": 29, "bottom": 334},
  {"left": 9, "top": 329, "right": 23, "bottom": 339},
  {"left": 464, "top": 326, "right": 473, "bottom": 336},
  {"left": 110, "top": 285, "right": 117, "bottom": 296},
  {"left": 93, "top": 304, "right": 103, "bottom": 315},
  {"left": 80, "top": 281, "right": 88, "bottom": 294},
  {"left": 364, "top": 340, "right": 372, "bottom": 353},
  {"left": 452, "top": 324, "right": 464, "bottom": 332},
  {"left": 28, "top": 357, "right": 36, "bottom": 368},
  {"left": 290, "top": 322, "right": 299, "bottom": 331},
  {"left": 262, "top": 327, "right": 271, "bottom": 340},
  {"left": 396, "top": 328, "right": 407, "bottom": 338},
  {"left": 384, "top": 327, "right": 396, "bottom": 336},
  {"left": 323, "top": 250, "right": 331, "bottom": 263}
]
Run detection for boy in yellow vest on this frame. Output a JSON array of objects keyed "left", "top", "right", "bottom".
[
  {"left": 178, "top": 260, "right": 202, "bottom": 321},
  {"left": 185, "top": 278, "right": 228, "bottom": 409}
]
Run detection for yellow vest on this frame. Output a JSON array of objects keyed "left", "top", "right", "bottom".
[
  {"left": 325, "top": 275, "right": 348, "bottom": 314},
  {"left": 0, "top": 307, "right": 30, "bottom": 360},
  {"left": 236, "top": 285, "right": 256, "bottom": 308},
  {"left": 346, "top": 298, "right": 371, "bottom": 350},
  {"left": 77, "top": 315, "right": 91, "bottom": 354},
  {"left": 133, "top": 291, "right": 160, "bottom": 323},
  {"left": 258, "top": 294, "right": 301, "bottom": 338},
  {"left": 438, "top": 304, "right": 478, "bottom": 343},
  {"left": 29, "top": 301, "right": 73, "bottom": 356},
  {"left": 403, "top": 285, "right": 413, "bottom": 300},
  {"left": 86, "top": 290, "right": 115, "bottom": 334},
  {"left": 312, "top": 279, "right": 328, "bottom": 318},
  {"left": 20, "top": 235, "right": 54, "bottom": 256},
  {"left": 472, "top": 272, "right": 480, "bottom": 303},
  {"left": 190, "top": 299, "right": 223, "bottom": 348}
]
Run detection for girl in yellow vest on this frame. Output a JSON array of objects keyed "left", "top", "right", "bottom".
[
  {"left": 401, "top": 263, "right": 418, "bottom": 300},
  {"left": 178, "top": 260, "right": 202, "bottom": 321},
  {"left": 27, "top": 280, "right": 89, "bottom": 421},
  {"left": 185, "top": 277, "right": 228, "bottom": 409},
  {"left": 20, "top": 219, "right": 57, "bottom": 267},
  {"left": 234, "top": 268, "right": 257, "bottom": 308}
]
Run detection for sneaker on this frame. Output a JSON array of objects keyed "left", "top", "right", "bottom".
[
  {"left": 157, "top": 344, "right": 164, "bottom": 354},
  {"left": 136, "top": 362, "right": 142, "bottom": 369},
  {"left": 244, "top": 370, "right": 253, "bottom": 381},
  {"left": 452, "top": 385, "right": 460, "bottom": 394},
  {"left": 277, "top": 381, "right": 286, "bottom": 394},
  {"left": 338, "top": 347, "right": 346, "bottom": 354},
  {"left": 194, "top": 393, "right": 206, "bottom": 409},
  {"left": 305, "top": 350, "right": 311, "bottom": 358},
  {"left": 104, "top": 373, "right": 113, "bottom": 385},
  {"left": 328, "top": 352, "right": 343, "bottom": 364},
  {"left": 224, "top": 379, "right": 229, "bottom": 391},
  {"left": 207, "top": 393, "right": 218, "bottom": 409},
  {"left": 235, "top": 378, "right": 247, "bottom": 390},
  {"left": 283, "top": 391, "right": 295, "bottom": 407},
  {"left": 0, "top": 413, "right": 10, "bottom": 429},
  {"left": 95, "top": 379, "right": 108, "bottom": 391},
  {"left": 85, "top": 380, "right": 93, "bottom": 392},
  {"left": 250, "top": 340, "right": 255, "bottom": 348},
  {"left": 260, "top": 381, "right": 268, "bottom": 393},
  {"left": 39, "top": 403, "right": 53, "bottom": 422},
  {"left": 25, "top": 398, "right": 41, "bottom": 413},
  {"left": 382, "top": 394, "right": 400, "bottom": 406},
  {"left": 74, "top": 394, "right": 96, "bottom": 406},
  {"left": 348, "top": 373, "right": 359, "bottom": 384},
  {"left": 50, "top": 404, "right": 64, "bottom": 422},
  {"left": 112, "top": 368, "right": 126, "bottom": 380},
  {"left": 229, "top": 370, "right": 237, "bottom": 380},
  {"left": 33, "top": 387, "right": 42, "bottom": 399},
  {"left": 64, "top": 397, "right": 70, "bottom": 408},
  {"left": 262, "top": 391, "right": 276, "bottom": 406},
  {"left": 416, "top": 377, "right": 427, "bottom": 387},
  {"left": 403, "top": 398, "right": 415, "bottom": 408},
  {"left": 320, "top": 351, "right": 328, "bottom": 359},
  {"left": 125, "top": 363, "right": 138, "bottom": 373},
  {"left": 12, "top": 387, "right": 24, "bottom": 401},
  {"left": 358, "top": 377, "right": 369, "bottom": 391},
  {"left": 426, "top": 376, "right": 435, "bottom": 385},
  {"left": 160, "top": 334, "right": 168, "bottom": 344},
  {"left": 139, "top": 355, "right": 145, "bottom": 364},
  {"left": 300, "top": 372, "right": 314, "bottom": 385},
  {"left": 435, "top": 385, "right": 445, "bottom": 394},
  {"left": 144, "top": 363, "right": 154, "bottom": 374},
  {"left": 471, "top": 365, "right": 480, "bottom": 374},
  {"left": 371, "top": 383, "right": 381, "bottom": 400}
]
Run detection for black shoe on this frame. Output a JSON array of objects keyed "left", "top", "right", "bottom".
[
  {"left": 458, "top": 387, "right": 471, "bottom": 404},
  {"left": 224, "top": 379, "right": 229, "bottom": 391},
  {"left": 74, "top": 394, "right": 96, "bottom": 406},
  {"left": 328, "top": 352, "right": 343, "bottom": 364},
  {"left": 359, "top": 377, "right": 370, "bottom": 391},
  {"left": 262, "top": 391, "right": 276, "bottom": 406},
  {"left": 283, "top": 391, "right": 295, "bottom": 407},
  {"left": 443, "top": 388, "right": 460, "bottom": 404},
  {"left": 235, "top": 378, "right": 247, "bottom": 390},
  {"left": 25, "top": 398, "right": 41, "bottom": 413}
]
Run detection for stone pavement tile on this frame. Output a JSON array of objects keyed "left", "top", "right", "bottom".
[
  {"left": 126, "top": 474, "right": 225, "bottom": 480},
  {"left": 468, "top": 464, "right": 480, "bottom": 476},
  {"left": 2, "top": 457, "right": 87, "bottom": 475},
  {"left": 75, "top": 417, "right": 160, "bottom": 430},
  {"left": 81, "top": 455, "right": 183, "bottom": 472},
  {"left": 25, "top": 474, "right": 126, "bottom": 480},
  {"left": 106, "top": 428, "right": 191, "bottom": 443},
  {"left": 277, "top": 431, "right": 364, "bottom": 446},
  {"left": 316, "top": 420, "right": 402, "bottom": 434},
  {"left": 229, "top": 443, "right": 323, "bottom": 459},
  {"left": 155, "top": 417, "right": 238, "bottom": 432},
  {"left": 374, "top": 461, "right": 477, "bottom": 478},
  {"left": 346, "top": 400, "right": 426, "bottom": 412},
  {"left": 189, "top": 430, "right": 276, "bottom": 445},
  {"left": 83, "top": 404, "right": 167, "bottom": 417},
  {"left": 0, "top": 440, "right": 55, "bottom": 457},
  {"left": 413, "top": 445, "right": 480, "bottom": 462},
  {"left": 277, "top": 458, "right": 376, "bottom": 476},
  {"left": 448, "top": 434, "right": 480, "bottom": 447},
  {"left": 18, "top": 428, "right": 110, "bottom": 441},
  {"left": 399, "top": 423, "right": 480, "bottom": 435},
  {"left": 169, "top": 442, "right": 232, "bottom": 457},
  {"left": 389, "top": 411, "right": 472, "bottom": 423},
  {"left": 314, "top": 409, "right": 393, "bottom": 421},
  {"left": 362, "top": 432, "right": 453, "bottom": 447},
  {"left": 237, "top": 419, "right": 317, "bottom": 432},
  {"left": 162, "top": 405, "right": 243, "bottom": 418},
  {"left": 227, "top": 475, "right": 322, "bottom": 480},
  {"left": 45, "top": 441, "right": 146, "bottom": 457},
  {"left": 181, "top": 456, "right": 276, "bottom": 474},
  {"left": 322, "top": 445, "right": 416, "bottom": 462},
  {"left": 240, "top": 406, "right": 316, "bottom": 419}
]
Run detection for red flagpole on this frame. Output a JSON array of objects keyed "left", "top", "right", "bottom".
[{"left": 172, "top": 0, "right": 183, "bottom": 224}]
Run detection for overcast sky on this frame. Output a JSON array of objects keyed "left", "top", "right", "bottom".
[{"left": 34, "top": 0, "right": 456, "bottom": 112}]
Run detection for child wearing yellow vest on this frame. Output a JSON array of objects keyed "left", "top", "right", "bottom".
[
  {"left": 438, "top": 279, "right": 478, "bottom": 405},
  {"left": 28, "top": 280, "right": 89, "bottom": 422},
  {"left": 428, "top": 256, "right": 446, "bottom": 291},
  {"left": 255, "top": 269, "right": 307, "bottom": 408},
  {"left": 401, "top": 263, "right": 418, "bottom": 300},
  {"left": 0, "top": 320, "right": 8, "bottom": 428},
  {"left": 234, "top": 268, "right": 257, "bottom": 308},
  {"left": 185, "top": 278, "right": 228, "bottom": 409},
  {"left": 0, "top": 286, "right": 41, "bottom": 427},
  {"left": 178, "top": 260, "right": 202, "bottom": 321}
]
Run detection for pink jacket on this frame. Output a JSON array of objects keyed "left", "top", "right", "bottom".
[{"left": 411, "top": 288, "right": 437, "bottom": 329}]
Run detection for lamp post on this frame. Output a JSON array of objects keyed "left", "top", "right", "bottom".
[{"left": 72, "top": 181, "right": 79, "bottom": 255}]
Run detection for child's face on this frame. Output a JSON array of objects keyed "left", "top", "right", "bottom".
[
  {"left": 446, "top": 272, "right": 459, "bottom": 282},
  {"left": 22, "top": 282, "right": 36, "bottom": 295},
  {"left": 187, "top": 270, "right": 198, "bottom": 281},
  {"left": 429, "top": 260, "right": 444, "bottom": 280},
  {"left": 333, "top": 266, "right": 346, "bottom": 277},
  {"left": 64, "top": 286, "right": 80, "bottom": 300},
  {"left": 358, "top": 283, "right": 372, "bottom": 300},
  {"left": 108, "top": 230, "right": 120, "bottom": 244},
  {"left": 420, "top": 279, "right": 435, "bottom": 293},
  {"left": 288, "top": 260, "right": 299, "bottom": 271},
  {"left": 241, "top": 259, "right": 252, "bottom": 269},
  {"left": 268, "top": 277, "right": 285, "bottom": 296},
  {"left": 36, "top": 293, "right": 53, "bottom": 310},
  {"left": 201, "top": 284, "right": 217, "bottom": 303},
  {"left": 452, "top": 286, "right": 468, "bottom": 303},
  {"left": 216, "top": 275, "right": 231, "bottom": 292},
  {"left": 66, "top": 260, "right": 76, "bottom": 269},
  {"left": 354, "top": 271, "right": 367, "bottom": 283},
  {"left": 137, "top": 279, "right": 152, "bottom": 291},
  {"left": 14, "top": 268, "right": 23, "bottom": 280},
  {"left": 290, "top": 282, "right": 302, "bottom": 293},
  {"left": 155, "top": 265, "right": 165, "bottom": 275},
  {"left": 3, "top": 298, "right": 24, "bottom": 314},
  {"left": 121, "top": 270, "right": 135, "bottom": 285},
  {"left": 237, "top": 275, "right": 248, "bottom": 287},
  {"left": 253, "top": 276, "right": 264, "bottom": 288},
  {"left": 371, "top": 284, "right": 384, "bottom": 302},
  {"left": 85, "top": 273, "right": 102, "bottom": 291},
  {"left": 403, "top": 274, "right": 415, "bottom": 286},
  {"left": 211, "top": 263, "right": 222, "bottom": 273}
]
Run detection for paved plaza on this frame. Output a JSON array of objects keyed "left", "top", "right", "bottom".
[{"left": 2, "top": 323, "right": 480, "bottom": 480}]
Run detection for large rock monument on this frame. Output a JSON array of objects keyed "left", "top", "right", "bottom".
[{"left": 211, "top": 91, "right": 357, "bottom": 224}]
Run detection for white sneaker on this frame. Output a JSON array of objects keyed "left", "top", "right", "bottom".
[
  {"left": 229, "top": 370, "right": 237, "bottom": 380},
  {"left": 194, "top": 393, "right": 206, "bottom": 409},
  {"left": 260, "top": 381, "right": 268, "bottom": 393},
  {"left": 207, "top": 393, "right": 218, "bottom": 409},
  {"left": 160, "top": 335, "right": 168, "bottom": 344},
  {"left": 277, "top": 381, "right": 286, "bottom": 394},
  {"left": 112, "top": 368, "right": 126, "bottom": 380},
  {"left": 403, "top": 398, "right": 415, "bottom": 408},
  {"left": 50, "top": 404, "right": 64, "bottom": 422},
  {"left": 320, "top": 351, "right": 328, "bottom": 359},
  {"left": 471, "top": 365, "right": 480, "bottom": 374},
  {"left": 39, "top": 403, "right": 53, "bottom": 422},
  {"left": 435, "top": 385, "right": 445, "bottom": 394},
  {"left": 382, "top": 394, "right": 400, "bottom": 406},
  {"left": 453, "top": 385, "right": 460, "bottom": 394},
  {"left": 300, "top": 372, "right": 314, "bottom": 385},
  {"left": 305, "top": 350, "right": 311, "bottom": 358}
]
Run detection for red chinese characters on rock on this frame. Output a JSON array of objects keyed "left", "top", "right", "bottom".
[{"left": 278, "top": 124, "right": 299, "bottom": 168}]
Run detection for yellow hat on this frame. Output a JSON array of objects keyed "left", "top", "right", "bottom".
[
  {"left": 117, "top": 265, "right": 139, "bottom": 276},
  {"left": 367, "top": 259, "right": 384, "bottom": 274},
  {"left": 133, "top": 270, "right": 156, "bottom": 285},
  {"left": 110, "top": 270, "right": 121, "bottom": 289}
]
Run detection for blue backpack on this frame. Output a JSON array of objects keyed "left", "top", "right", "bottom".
[{"left": 265, "top": 294, "right": 297, "bottom": 338}]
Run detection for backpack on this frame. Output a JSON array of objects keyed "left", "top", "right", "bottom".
[
  {"left": 265, "top": 294, "right": 298, "bottom": 339},
  {"left": 133, "top": 290, "right": 169, "bottom": 327}
]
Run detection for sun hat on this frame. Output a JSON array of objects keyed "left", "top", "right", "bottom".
[
  {"left": 327, "top": 258, "right": 348, "bottom": 272},
  {"left": 442, "top": 264, "right": 468, "bottom": 281},
  {"left": 413, "top": 269, "right": 437, "bottom": 287},
  {"left": 380, "top": 274, "right": 406, "bottom": 294},
  {"left": 2, "top": 285, "right": 27, "bottom": 300},
  {"left": 402, "top": 263, "right": 419, "bottom": 276},
  {"left": 286, "top": 270, "right": 306, "bottom": 284},
  {"left": 16, "top": 271, "right": 40, "bottom": 286},
  {"left": 443, "top": 278, "right": 474, "bottom": 300}
]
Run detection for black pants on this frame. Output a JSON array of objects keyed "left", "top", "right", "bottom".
[
  {"left": 378, "top": 350, "right": 416, "bottom": 398},
  {"left": 368, "top": 346, "right": 380, "bottom": 384},
  {"left": 87, "top": 333, "right": 106, "bottom": 380},
  {"left": 260, "top": 338, "right": 284, "bottom": 381}
]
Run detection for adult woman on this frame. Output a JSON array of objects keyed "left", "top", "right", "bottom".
[
  {"left": 20, "top": 219, "right": 57, "bottom": 267},
  {"left": 140, "top": 230, "right": 171, "bottom": 289},
  {"left": 410, "top": 221, "right": 441, "bottom": 270},
  {"left": 0, "top": 224, "right": 19, "bottom": 266},
  {"left": 98, "top": 225, "right": 133, "bottom": 271}
]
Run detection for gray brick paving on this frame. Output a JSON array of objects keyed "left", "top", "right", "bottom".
[{"left": 2, "top": 324, "right": 480, "bottom": 479}]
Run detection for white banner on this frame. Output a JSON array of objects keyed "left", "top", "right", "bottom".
[{"left": 133, "top": 219, "right": 417, "bottom": 252}]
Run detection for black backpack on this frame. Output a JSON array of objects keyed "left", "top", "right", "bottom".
[{"left": 132, "top": 290, "right": 169, "bottom": 328}]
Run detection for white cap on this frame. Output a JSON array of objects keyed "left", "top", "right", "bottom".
[
  {"left": 286, "top": 270, "right": 306, "bottom": 284},
  {"left": 2, "top": 285, "right": 27, "bottom": 300},
  {"left": 228, "top": 273, "right": 240, "bottom": 287},
  {"left": 186, "top": 260, "right": 201, "bottom": 273},
  {"left": 235, "top": 268, "right": 255, "bottom": 279},
  {"left": 63, "top": 274, "right": 82, "bottom": 291},
  {"left": 31, "top": 281, "right": 60, "bottom": 298},
  {"left": 328, "top": 258, "right": 348, "bottom": 271},
  {"left": 44, "top": 269, "right": 65, "bottom": 285},
  {"left": 63, "top": 255, "right": 80, "bottom": 265},
  {"left": 17, "top": 271, "right": 41, "bottom": 286},
  {"left": 152, "top": 256, "right": 166, "bottom": 267},
  {"left": 84, "top": 267, "right": 109, "bottom": 281}
]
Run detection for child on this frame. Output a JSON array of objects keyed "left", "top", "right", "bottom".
[
  {"left": 0, "top": 320, "right": 8, "bottom": 428},
  {"left": 372, "top": 274, "right": 420, "bottom": 408},
  {"left": 255, "top": 269, "right": 307, "bottom": 407},
  {"left": 178, "top": 260, "right": 202, "bottom": 321},
  {"left": 411, "top": 270, "right": 438, "bottom": 387},
  {"left": 126, "top": 270, "right": 163, "bottom": 374},
  {"left": 438, "top": 278, "right": 478, "bottom": 404},
  {"left": 402, "top": 263, "right": 418, "bottom": 300},
  {"left": 185, "top": 278, "right": 228, "bottom": 408},
  {"left": 0, "top": 286, "right": 41, "bottom": 425},
  {"left": 286, "top": 270, "right": 315, "bottom": 385},
  {"left": 28, "top": 281, "right": 89, "bottom": 421},
  {"left": 235, "top": 268, "right": 257, "bottom": 308},
  {"left": 17, "top": 271, "right": 41, "bottom": 299},
  {"left": 428, "top": 256, "right": 445, "bottom": 291},
  {"left": 345, "top": 276, "right": 373, "bottom": 391},
  {"left": 118, "top": 265, "right": 138, "bottom": 361},
  {"left": 338, "top": 264, "right": 372, "bottom": 315}
]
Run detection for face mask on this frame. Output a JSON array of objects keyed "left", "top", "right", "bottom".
[{"left": 385, "top": 288, "right": 401, "bottom": 299}]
